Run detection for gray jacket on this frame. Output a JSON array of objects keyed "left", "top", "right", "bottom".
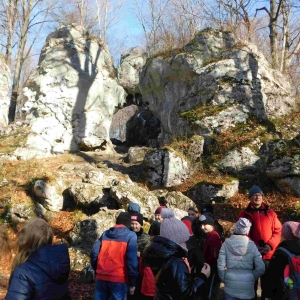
[{"left": 217, "top": 235, "right": 265, "bottom": 299}]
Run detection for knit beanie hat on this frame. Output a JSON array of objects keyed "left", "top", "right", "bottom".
[
  {"left": 155, "top": 207, "right": 164, "bottom": 215},
  {"left": 181, "top": 216, "right": 193, "bottom": 234},
  {"left": 160, "top": 208, "right": 190, "bottom": 245},
  {"left": 234, "top": 218, "right": 252, "bottom": 235},
  {"left": 199, "top": 213, "right": 215, "bottom": 226},
  {"left": 282, "top": 221, "right": 300, "bottom": 240},
  {"left": 248, "top": 185, "right": 264, "bottom": 198},
  {"left": 130, "top": 212, "right": 144, "bottom": 226},
  {"left": 116, "top": 212, "right": 131, "bottom": 228},
  {"left": 128, "top": 203, "right": 141, "bottom": 213}
]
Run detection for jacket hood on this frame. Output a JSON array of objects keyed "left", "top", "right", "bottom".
[
  {"left": 224, "top": 235, "right": 253, "bottom": 256},
  {"left": 143, "top": 235, "right": 186, "bottom": 274},
  {"left": 106, "top": 225, "right": 129, "bottom": 239},
  {"left": 278, "top": 239, "right": 300, "bottom": 255},
  {"left": 27, "top": 244, "right": 70, "bottom": 283},
  {"left": 245, "top": 202, "right": 269, "bottom": 213}
]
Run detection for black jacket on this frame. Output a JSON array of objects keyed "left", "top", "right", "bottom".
[
  {"left": 143, "top": 235, "right": 207, "bottom": 300},
  {"left": 264, "top": 239, "right": 300, "bottom": 299}
]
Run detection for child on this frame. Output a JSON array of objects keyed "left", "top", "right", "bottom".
[
  {"left": 218, "top": 218, "right": 265, "bottom": 300},
  {"left": 6, "top": 218, "right": 71, "bottom": 300}
]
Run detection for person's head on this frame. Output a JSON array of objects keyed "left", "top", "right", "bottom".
[
  {"left": 234, "top": 218, "right": 252, "bottom": 235},
  {"left": 187, "top": 207, "right": 199, "bottom": 220},
  {"left": 282, "top": 221, "right": 300, "bottom": 240},
  {"left": 12, "top": 218, "right": 53, "bottom": 270},
  {"left": 201, "top": 204, "right": 214, "bottom": 215},
  {"left": 130, "top": 213, "right": 144, "bottom": 233},
  {"left": 128, "top": 203, "right": 141, "bottom": 214},
  {"left": 160, "top": 208, "right": 190, "bottom": 248},
  {"left": 199, "top": 213, "right": 215, "bottom": 234},
  {"left": 181, "top": 216, "right": 193, "bottom": 234},
  {"left": 158, "top": 196, "right": 168, "bottom": 207},
  {"left": 116, "top": 212, "right": 132, "bottom": 229},
  {"left": 154, "top": 207, "right": 163, "bottom": 222},
  {"left": 248, "top": 185, "right": 264, "bottom": 208}
]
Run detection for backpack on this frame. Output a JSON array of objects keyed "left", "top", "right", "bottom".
[
  {"left": 77, "top": 265, "right": 95, "bottom": 284},
  {"left": 277, "top": 247, "right": 300, "bottom": 300}
]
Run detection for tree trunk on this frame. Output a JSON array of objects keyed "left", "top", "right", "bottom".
[
  {"left": 8, "top": 0, "right": 31, "bottom": 123},
  {"left": 269, "top": 0, "right": 280, "bottom": 69}
]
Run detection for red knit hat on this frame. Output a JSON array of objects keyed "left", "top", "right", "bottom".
[{"left": 181, "top": 216, "right": 193, "bottom": 234}]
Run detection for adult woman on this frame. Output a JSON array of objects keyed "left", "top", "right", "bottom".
[
  {"left": 6, "top": 218, "right": 71, "bottom": 300},
  {"left": 143, "top": 208, "right": 210, "bottom": 299}
]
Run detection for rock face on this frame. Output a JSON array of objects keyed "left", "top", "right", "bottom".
[
  {"left": 16, "top": 24, "right": 126, "bottom": 159},
  {"left": 0, "top": 57, "right": 10, "bottom": 128},
  {"left": 118, "top": 47, "right": 147, "bottom": 94},
  {"left": 138, "top": 29, "right": 296, "bottom": 145}
]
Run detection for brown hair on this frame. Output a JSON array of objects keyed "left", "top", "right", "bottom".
[
  {"left": 0, "top": 226, "right": 12, "bottom": 262},
  {"left": 188, "top": 207, "right": 199, "bottom": 213},
  {"left": 12, "top": 218, "right": 53, "bottom": 270}
]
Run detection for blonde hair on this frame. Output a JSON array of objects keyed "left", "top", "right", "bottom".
[{"left": 12, "top": 218, "right": 53, "bottom": 270}]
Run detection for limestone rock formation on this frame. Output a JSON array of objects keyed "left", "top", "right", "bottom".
[
  {"left": 0, "top": 57, "right": 10, "bottom": 128},
  {"left": 15, "top": 24, "right": 126, "bottom": 159},
  {"left": 138, "top": 28, "right": 296, "bottom": 145},
  {"left": 118, "top": 47, "right": 147, "bottom": 94}
]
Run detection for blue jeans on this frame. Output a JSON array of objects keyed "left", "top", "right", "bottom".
[
  {"left": 225, "top": 294, "right": 251, "bottom": 300},
  {"left": 94, "top": 279, "right": 128, "bottom": 300}
]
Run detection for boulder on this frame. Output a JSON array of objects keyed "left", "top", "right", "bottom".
[
  {"left": 15, "top": 24, "right": 126, "bottom": 159},
  {"left": 216, "top": 147, "right": 261, "bottom": 174},
  {"left": 68, "top": 208, "right": 123, "bottom": 251},
  {"left": 144, "top": 148, "right": 190, "bottom": 187},
  {"left": 110, "top": 180, "right": 158, "bottom": 220},
  {"left": 110, "top": 105, "right": 139, "bottom": 143},
  {"left": 33, "top": 180, "right": 64, "bottom": 211},
  {"left": 165, "top": 191, "right": 196, "bottom": 212},
  {"left": 188, "top": 179, "right": 239, "bottom": 204},
  {"left": 127, "top": 146, "right": 150, "bottom": 163},
  {"left": 0, "top": 57, "right": 10, "bottom": 128}
]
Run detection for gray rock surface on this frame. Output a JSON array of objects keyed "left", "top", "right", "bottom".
[
  {"left": 139, "top": 29, "right": 296, "bottom": 145},
  {"left": 15, "top": 24, "right": 126, "bottom": 159}
]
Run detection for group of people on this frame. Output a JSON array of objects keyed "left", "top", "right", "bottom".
[{"left": 1, "top": 185, "right": 300, "bottom": 300}]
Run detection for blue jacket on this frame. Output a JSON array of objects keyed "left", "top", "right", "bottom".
[
  {"left": 6, "top": 244, "right": 70, "bottom": 300},
  {"left": 90, "top": 224, "right": 139, "bottom": 287}
]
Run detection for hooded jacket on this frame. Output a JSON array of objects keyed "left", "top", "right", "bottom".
[
  {"left": 238, "top": 203, "right": 282, "bottom": 260},
  {"left": 143, "top": 235, "right": 207, "bottom": 300},
  {"left": 90, "top": 224, "right": 139, "bottom": 287},
  {"left": 264, "top": 239, "right": 300, "bottom": 299},
  {"left": 217, "top": 235, "right": 265, "bottom": 299},
  {"left": 6, "top": 244, "right": 70, "bottom": 300}
]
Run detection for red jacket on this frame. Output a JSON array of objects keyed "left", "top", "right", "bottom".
[
  {"left": 239, "top": 203, "right": 282, "bottom": 260},
  {"left": 203, "top": 230, "right": 222, "bottom": 272}
]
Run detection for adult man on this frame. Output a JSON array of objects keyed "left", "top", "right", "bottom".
[
  {"left": 91, "top": 212, "right": 139, "bottom": 300},
  {"left": 239, "top": 185, "right": 282, "bottom": 300}
]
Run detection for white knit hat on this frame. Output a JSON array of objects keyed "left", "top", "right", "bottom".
[
  {"left": 160, "top": 208, "right": 190, "bottom": 245},
  {"left": 234, "top": 218, "right": 252, "bottom": 235}
]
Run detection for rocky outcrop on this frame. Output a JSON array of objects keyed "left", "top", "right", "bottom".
[
  {"left": 259, "top": 137, "right": 300, "bottom": 196},
  {"left": 118, "top": 47, "right": 147, "bottom": 94},
  {"left": 15, "top": 24, "right": 126, "bottom": 159},
  {"left": 139, "top": 28, "right": 296, "bottom": 145},
  {"left": 127, "top": 146, "right": 150, "bottom": 163},
  {"left": 0, "top": 57, "right": 10, "bottom": 128}
]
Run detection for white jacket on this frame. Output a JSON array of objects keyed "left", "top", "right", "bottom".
[{"left": 217, "top": 235, "right": 265, "bottom": 299}]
